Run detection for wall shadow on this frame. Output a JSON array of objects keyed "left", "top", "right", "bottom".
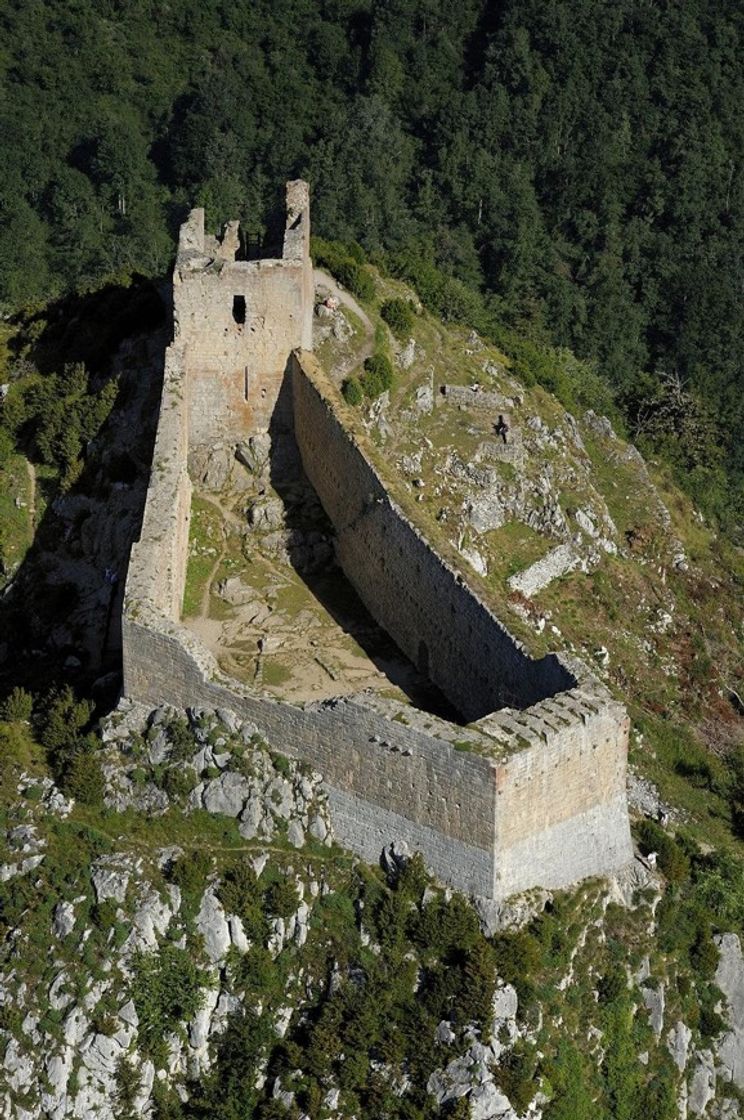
[
  {"left": 266, "top": 367, "right": 462, "bottom": 722},
  {"left": 0, "top": 278, "right": 168, "bottom": 714}
]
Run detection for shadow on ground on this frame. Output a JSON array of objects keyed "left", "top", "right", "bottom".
[{"left": 0, "top": 277, "right": 168, "bottom": 714}]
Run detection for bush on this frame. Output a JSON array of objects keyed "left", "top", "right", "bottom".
[
  {"left": 131, "top": 944, "right": 210, "bottom": 1057},
  {"left": 342, "top": 377, "right": 363, "bottom": 406},
  {"left": 380, "top": 298, "right": 414, "bottom": 339},
  {"left": 361, "top": 353, "right": 394, "bottom": 399},
  {"left": 168, "top": 850, "right": 212, "bottom": 912},
  {"left": 218, "top": 860, "right": 261, "bottom": 917},
  {"left": 0, "top": 686, "right": 33, "bottom": 722},
  {"left": 264, "top": 876, "right": 299, "bottom": 920},
  {"left": 36, "top": 686, "right": 93, "bottom": 760},
  {"left": 64, "top": 751, "right": 104, "bottom": 805},
  {"left": 311, "top": 237, "right": 375, "bottom": 301},
  {"left": 160, "top": 764, "right": 195, "bottom": 801},
  {"left": 636, "top": 819, "right": 690, "bottom": 882}
]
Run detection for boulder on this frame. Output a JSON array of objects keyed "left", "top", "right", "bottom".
[
  {"left": 91, "top": 858, "right": 131, "bottom": 904},
  {"left": 667, "top": 1020, "right": 692, "bottom": 1073},
  {"left": 469, "top": 1082, "right": 514, "bottom": 1120},
  {"left": 688, "top": 1050, "right": 716, "bottom": 1116},
  {"left": 53, "top": 900, "right": 76, "bottom": 938},
  {"left": 196, "top": 888, "right": 231, "bottom": 963},
  {"left": 202, "top": 771, "right": 252, "bottom": 817},
  {"left": 715, "top": 933, "right": 744, "bottom": 1090}
]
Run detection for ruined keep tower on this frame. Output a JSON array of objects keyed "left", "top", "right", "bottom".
[{"left": 174, "top": 180, "right": 313, "bottom": 453}]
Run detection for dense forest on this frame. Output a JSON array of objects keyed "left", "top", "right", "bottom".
[{"left": 1, "top": 0, "right": 743, "bottom": 531}]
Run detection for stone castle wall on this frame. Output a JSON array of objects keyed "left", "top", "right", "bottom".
[
  {"left": 291, "top": 352, "right": 574, "bottom": 722},
  {"left": 121, "top": 181, "right": 633, "bottom": 901},
  {"left": 122, "top": 606, "right": 500, "bottom": 895}
]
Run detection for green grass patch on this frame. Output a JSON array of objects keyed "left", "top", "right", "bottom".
[
  {"left": 182, "top": 496, "right": 223, "bottom": 617},
  {"left": 0, "top": 453, "right": 34, "bottom": 584}
]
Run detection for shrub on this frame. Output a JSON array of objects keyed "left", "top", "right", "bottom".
[
  {"left": 264, "top": 876, "right": 299, "bottom": 920},
  {"left": 342, "top": 377, "right": 363, "bottom": 406},
  {"left": 36, "top": 686, "right": 94, "bottom": 760},
  {"left": 0, "top": 686, "right": 33, "bottom": 722},
  {"left": 218, "top": 860, "right": 260, "bottom": 915},
  {"left": 380, "top": 298, "right": 414, "bottom": 339},
  {"left": 636, "top": 819, "right": 690, "bottom": 882},
  {"left": 338, "top": 259, "right": 375, "bottom": 301},
  {"left": 361, "top": 353, "right": 394, "bottom": 399},
  {"left": 131, "top": 944, "right": 210, "bottom": 1057},
  {"left": 311, "top": 237, "right": 376, "bottom": 301},
  {"left": 168, "top": 850, "right": 212, "bottom": 915},
  {"left": 160, "top": 764, "right": 195, "bottom": 801},
  {"left": 64, "top": 751, "right": 104, "bottom": 805}
]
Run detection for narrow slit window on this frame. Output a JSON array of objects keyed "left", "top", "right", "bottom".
[{"left": 232, "top": 295, "right": 246, "bottom": 325}]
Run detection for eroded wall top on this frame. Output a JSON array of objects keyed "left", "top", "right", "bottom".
[{"left": 173, "top": 181, "right": 313, "bottom": 449}]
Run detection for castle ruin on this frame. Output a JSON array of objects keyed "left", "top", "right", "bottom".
[{"left": 122, "top": 180, "right": 633, "bottom": 901}]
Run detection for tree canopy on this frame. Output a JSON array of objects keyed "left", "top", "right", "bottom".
[{"left": 1, "top": 0, "right": 743, "bottom": 527}]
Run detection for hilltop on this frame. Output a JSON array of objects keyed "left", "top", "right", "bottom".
[{"left": 0, "top": 254, "right": 743, "bottom": 1119}]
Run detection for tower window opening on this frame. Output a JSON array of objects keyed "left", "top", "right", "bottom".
[{"left": 232, "top": 295, "right": 246, "bottom": 325}]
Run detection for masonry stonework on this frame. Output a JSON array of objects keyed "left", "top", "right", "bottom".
[{"left": 122, "top": 180, "right": 633, "bottom": 901}]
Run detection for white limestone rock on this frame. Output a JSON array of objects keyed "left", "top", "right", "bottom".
[
  {"left": 715, "top": 933, "right": 744, "bottom": 1090},
  {"left": 470, "top": 1082, "right": 514, "bottom": 1119},
  {"left": 508, "top": 543, "right": 580, "bottom": 598},
  {"left": 91, "top": 857, "right": 132, "bottom": 904},
  {"left": 688, "top": 1050, "right": 716, "bottom": 1116},
  {"left": 52, "top": 900, "right": 76, "bottom": 938},
  {"left": 3, "top": 1037, "right": 34, "bottom": 1092},
  {"left": 202, "top": 771, "right": 252, "bottom": 817},
  {"left": 196, "top": 888, "right": 231, "bottom": 963},
  {"left": 642, "top": 983, "right": 665, "bottom": 1037},
  {"left": 229, "top": 914, "right": 250, "bottom": 954},
  {"left": 667, "top": 1020, "right": 692, "bottom": 1073}
]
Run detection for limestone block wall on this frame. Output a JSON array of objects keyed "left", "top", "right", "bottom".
[
  {"left": 125, "top": 343, "right": 191, "bottom": 621},
  {"left": 291, "top": 352, "right": 575, "bottom": 722},
  {"left": 485, "top": 688, "right": 632, "bottom": 897},
  {"left": 122, "top": 606, "right": 500, "bottom": 896}
]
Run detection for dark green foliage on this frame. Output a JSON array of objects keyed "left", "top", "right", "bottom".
[
  {"left": 64, "top": 750, "right": 104, "bottom": 806},
  {"left": 5, "top": 362, "right": 118, "bottom": 490},
  {"left": 0, "top": 686, "right": 33, "bottom": 722},
  {"left": 597, "top": 965, "right": 627, "bottom": 1005},
  {"left": 114, "top": 1056, "right": 141, "bottom": 1120},
  {"left": 542, "top": 1041, "right": 596, "bottom": 1120},
  {"left": 636, "top": 820, "right": 691, "bottom": 883},
  {"left": 34, "top": 685, "right": 104, "bottom": 800},
  {"left": 168, "top": 850, "right": 212, "bottom": 921},
  {"left": 380, "top": 298, "right": 415, "bottom": 340},
  {"left": 361, "top": 353, "right": 394, "bottom": 400},
  {"left": 160, "top": 765, "right": 195, "bottom": 802},
  {"left": 494, "top": 1044, "right": 539, "bottom": 1114},
  {"left": 264, "top": 876, "right": 300, "bottom": 921},
  {"left": 492, "top": 929, "right": 541, "bottom": 1007},
  {"left": 341, "top": 377, "right": 364, "bottom": 406},
  {"left": 163, "top": 717, "right": 197, "bottom": 762},
  {"left": 312, "top": 239, "right": 375, "bottom": 302},
  {"left": 131, "top": 944, "right": 210, "bottom": 1058},
  {"left": 217, "top": 860, "right": 267, "bottom": 942}
]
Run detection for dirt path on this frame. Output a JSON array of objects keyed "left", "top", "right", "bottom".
[{"left": 314, "top": 267, "right": 375, "bottom": 367}]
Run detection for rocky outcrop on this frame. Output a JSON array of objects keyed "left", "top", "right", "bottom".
[{"left": 101, "top": 705, "right": 334, "bottom": 850}]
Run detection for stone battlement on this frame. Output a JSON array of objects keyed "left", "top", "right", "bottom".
[{"left": 121, "top": 180, "right": 633, "bottom": 901}]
